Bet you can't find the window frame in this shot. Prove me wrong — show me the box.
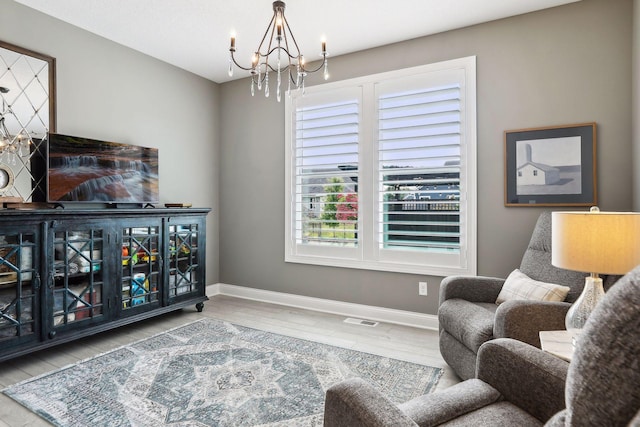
[285,56,477,276]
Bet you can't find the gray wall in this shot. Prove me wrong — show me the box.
[1,0,220,282]
[220,0,633,315]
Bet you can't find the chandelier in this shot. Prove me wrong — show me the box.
[0,87,28,165]
[228,1,329,102]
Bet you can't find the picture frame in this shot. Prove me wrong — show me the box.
[504,123,596,207]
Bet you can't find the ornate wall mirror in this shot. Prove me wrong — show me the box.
[0,40,56,202]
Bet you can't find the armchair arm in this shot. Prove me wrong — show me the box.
[324,378,418,427]
[439,276,505,305]
[397,379,502,426]
[493,300,571,347]
[476,338,568,423]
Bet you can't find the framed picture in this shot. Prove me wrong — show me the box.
[504,123,596,207]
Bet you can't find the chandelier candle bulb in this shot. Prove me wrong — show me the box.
[228,35,236,77]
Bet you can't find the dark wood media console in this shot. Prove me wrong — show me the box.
[0,207,210,361]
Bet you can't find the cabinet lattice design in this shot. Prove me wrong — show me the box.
[0,208,209,361]
[0,230,38,344]
[52,228,105,327]
[121,225,161,309]
[168,223,200,299]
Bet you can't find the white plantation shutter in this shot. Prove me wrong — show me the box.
[377,83,461,253]
[285,57,476,276]
[288,88,361,258]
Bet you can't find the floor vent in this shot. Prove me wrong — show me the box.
[344,317,379,327]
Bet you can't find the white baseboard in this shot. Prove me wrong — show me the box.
[207,283,439,330]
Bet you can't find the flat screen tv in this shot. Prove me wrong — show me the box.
[47,133,159,204]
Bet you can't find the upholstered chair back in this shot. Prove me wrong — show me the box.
[546,264,640,426]
[519,211,617,303]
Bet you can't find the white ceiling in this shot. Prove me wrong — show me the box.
[14,0,580,84]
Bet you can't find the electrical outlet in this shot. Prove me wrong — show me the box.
[418,281,428,296]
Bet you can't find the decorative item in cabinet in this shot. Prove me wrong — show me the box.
[167,222,200,298]
[52,229,104,326]
[52,284,102,325]
[0,242,32,284]
[121,225,160,310]
[0,231,38,343]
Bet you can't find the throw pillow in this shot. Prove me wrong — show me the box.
[496,269,571,305]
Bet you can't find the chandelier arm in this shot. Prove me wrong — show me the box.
[230,52,256,71]
[0,109,13,138]
[282,16,303,57]
[261,17,280,73]
[0,95,7,115]
[0,117,8,139]
[280,31,297,91]
[300,55,328,74]
[265,46,298,61]
[0,93,9,140]
[280,23,302,62]
[251,71,269,85]
[288,69,299,85]
[266,63,293,73]
[256,14,277,57]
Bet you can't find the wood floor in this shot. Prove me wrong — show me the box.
[0,295,460,427]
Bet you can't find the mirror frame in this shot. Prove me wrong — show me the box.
[0,40,57,133]
[0,40,57,202]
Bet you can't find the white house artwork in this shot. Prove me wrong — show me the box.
[506,125,593,206]
[516,144,560,186]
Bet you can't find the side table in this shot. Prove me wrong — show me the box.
[539,330,578,362]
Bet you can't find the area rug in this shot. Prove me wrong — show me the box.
[3,318,443,426]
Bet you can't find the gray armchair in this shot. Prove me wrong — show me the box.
[438,211,617,380]
[323,264,640,426]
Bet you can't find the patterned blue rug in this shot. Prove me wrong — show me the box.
[3,318,443,426]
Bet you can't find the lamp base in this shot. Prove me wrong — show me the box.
[565,275,605,332]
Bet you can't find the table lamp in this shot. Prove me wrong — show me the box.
[552,208,640,331]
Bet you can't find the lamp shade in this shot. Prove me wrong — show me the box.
[552,211,640,275]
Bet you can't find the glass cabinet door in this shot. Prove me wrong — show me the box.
[121,224,161,312]
[167,221,203,302]
[50,225,106,333]
[0,227,39,348]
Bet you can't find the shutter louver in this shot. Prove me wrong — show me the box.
[378,85,461,252]
[294,99,359,247]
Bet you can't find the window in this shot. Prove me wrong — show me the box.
[285,57,477,276]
